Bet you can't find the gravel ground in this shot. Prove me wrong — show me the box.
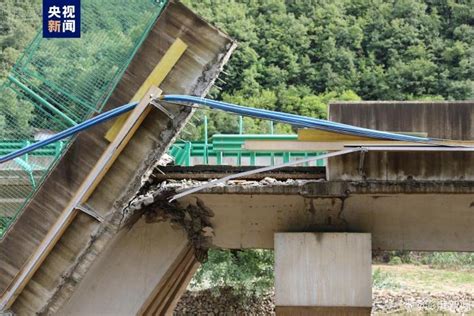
[373,290,474,314]
[175,288,474,315]
[175,288,274,315]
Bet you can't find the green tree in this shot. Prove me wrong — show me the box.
[191,249,274,296]
[0,0,41,81]
[0,0,41,138]
[183,0,472,103]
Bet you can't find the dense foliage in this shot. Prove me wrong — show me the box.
[190,249,274,297]
[182,0,473,137]
[0,0,40,81]
[184,0,473,101]
[0,0,41,137]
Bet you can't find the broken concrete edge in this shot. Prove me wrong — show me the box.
[152,178,474,196]
[31,43,237,316]
[122,176,308,265]
[125,186,215,262]
[121,177,318,256]
[117,173,474,254]
[113,41,237,212]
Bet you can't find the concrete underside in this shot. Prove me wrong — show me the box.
[180,180,474,251]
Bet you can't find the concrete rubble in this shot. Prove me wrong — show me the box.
[173,288,474,315]
[127,176,317,214]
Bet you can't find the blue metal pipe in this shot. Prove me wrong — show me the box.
[161,95,433,143]
[0,101,138,164]
[1,94,439,166]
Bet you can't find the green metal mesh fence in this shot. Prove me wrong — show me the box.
[0,0,168,237]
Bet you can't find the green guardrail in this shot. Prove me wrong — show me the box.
[169,134,326,167]
[0,133,325,236]
[0,140,65,184]
[0,140,65,236]
[0,140,64,156]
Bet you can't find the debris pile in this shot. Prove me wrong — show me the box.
[174,288,275,315]
[174,289,474,315]
[142,177,312,193]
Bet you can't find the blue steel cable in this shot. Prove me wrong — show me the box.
[161,95,433,143]
[0,101,138,164]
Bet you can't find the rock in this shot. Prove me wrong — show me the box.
[202,226,214,237]
[260,177,277,185]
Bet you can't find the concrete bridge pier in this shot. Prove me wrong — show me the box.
[274,233,372,315]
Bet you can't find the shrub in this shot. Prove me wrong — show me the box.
[372,268,400,290]
[190,249,274,297]
[421,252,474,270]
[388,256,403,265]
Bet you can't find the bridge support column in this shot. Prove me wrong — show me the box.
[274,233,372,315]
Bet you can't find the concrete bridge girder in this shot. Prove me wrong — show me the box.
[179,181,474,252]
[54,179,474,315]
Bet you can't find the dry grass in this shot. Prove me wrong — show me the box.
[373,264,474,293]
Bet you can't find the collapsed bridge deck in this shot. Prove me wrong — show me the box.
[134,164,474,252]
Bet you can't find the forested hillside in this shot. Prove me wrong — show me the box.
[182,0,473,135]
[185,0,473,102]
[1,0,472,136]
[0,0,41,81]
